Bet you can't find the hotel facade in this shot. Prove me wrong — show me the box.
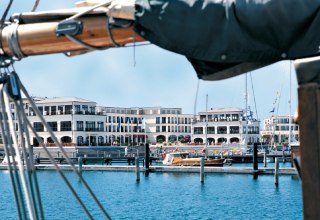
[261,115,299,145]
[192,107,261,145]
[9,96,274,147]
[18,97,194,146]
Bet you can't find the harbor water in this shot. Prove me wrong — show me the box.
[1,166,302,219]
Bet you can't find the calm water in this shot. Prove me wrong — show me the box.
[1,168,302,219]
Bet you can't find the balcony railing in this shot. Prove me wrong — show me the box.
[85,128,104,132]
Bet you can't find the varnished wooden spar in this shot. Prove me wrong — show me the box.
[1,15,144,57]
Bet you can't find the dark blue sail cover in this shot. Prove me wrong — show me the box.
[134,0,320,80]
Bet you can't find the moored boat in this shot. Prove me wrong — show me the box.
[162,152,225,167]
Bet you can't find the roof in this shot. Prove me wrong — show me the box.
[200,107,243,114]
[35,96,96,104]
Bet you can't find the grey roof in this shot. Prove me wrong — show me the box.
[35,96,96,104]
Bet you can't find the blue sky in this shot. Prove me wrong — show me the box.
[3,1,298,121]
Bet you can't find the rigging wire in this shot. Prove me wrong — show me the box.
[31,0,40,12]
[191,79,200,143]
[0,66,111,219]
[18,87,46,219]
[0,84,26,220]
[3,86,37,220]
[17,74,112,220]
[193,79,200,119]
[0,0,13,27]
[249,72,259,120]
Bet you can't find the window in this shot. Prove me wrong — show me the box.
[194,127,203,134]
[44,106,49,115]
[219,114,225,121]
[97,122,104,131]
[217,126,227,134]
[51,106,56,115]
[65,105,72,114]
[207,126,215,134]
[29,107,34,116]
[34,122,44,132]
[58,105,64,114]
[230,126,239,134]
[162,117,166,123]
[48,122,57,131]
[77,136,84,145]
[38,106,43,114]
[232,114,239,121]
[77,121,84,131]
[90,106,95,114]
[98,136,104,145]
[74,105,80,114]
[156,117,160,124]
[82,105,88,112]
[85,121,96,131]
[61,121,71,131]
[156,126,160,132]
[162,126,166,132]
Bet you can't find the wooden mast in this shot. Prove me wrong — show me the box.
[0,12,144,57]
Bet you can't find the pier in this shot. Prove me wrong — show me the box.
[0,164,297,176]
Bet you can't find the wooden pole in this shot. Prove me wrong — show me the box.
[253,143,258,171]
[263,150,267,167]
[78,156,83,176]
[253,143,258,179]
[1,15,144,57]
[274,157,279,186]
[135,156,140,182]
[144,143,150,177]
[295,57,320,219]
[200,157,204,183]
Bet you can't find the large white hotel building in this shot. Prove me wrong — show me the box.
[11,96,298,147]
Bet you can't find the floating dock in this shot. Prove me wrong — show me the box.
[0,164,297,175]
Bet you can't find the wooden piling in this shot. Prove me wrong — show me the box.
[135,157,140,182]
[145,144,150,177]
[200,157,204,183]
[263,150,267,168]
[274,157,279,186]
[282,150,286,163]
[253,143,258,171]
[78,156,83,176]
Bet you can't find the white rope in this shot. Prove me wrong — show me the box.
[66,0,113,21]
